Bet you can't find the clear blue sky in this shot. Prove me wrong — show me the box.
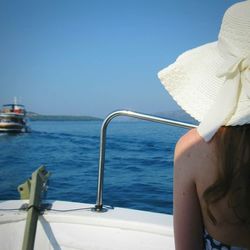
[0,0,240,117]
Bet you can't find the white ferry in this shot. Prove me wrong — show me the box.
[0,102,28,133]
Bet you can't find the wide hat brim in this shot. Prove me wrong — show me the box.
[158,41,250,126]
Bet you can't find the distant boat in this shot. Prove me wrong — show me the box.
[0,102,28,133]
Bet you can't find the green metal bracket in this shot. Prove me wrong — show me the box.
[18,178,31,200]
[18,166,50,250]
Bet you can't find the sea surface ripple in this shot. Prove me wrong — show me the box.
[0,120,188,214]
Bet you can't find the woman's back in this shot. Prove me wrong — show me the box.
[157,1,250,248]
[176,128,250,249]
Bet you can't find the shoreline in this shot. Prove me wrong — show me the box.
[27,114,102,121]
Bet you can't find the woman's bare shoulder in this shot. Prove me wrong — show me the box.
[174,128,214,174]
[175,128,206,156]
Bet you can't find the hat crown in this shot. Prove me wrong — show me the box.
[219,0,250,57]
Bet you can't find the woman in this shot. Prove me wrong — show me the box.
[158,1,250,249]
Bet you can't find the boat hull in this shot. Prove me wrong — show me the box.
[0,200,175,250]
[0,123,27,132]
[0,114,28,133]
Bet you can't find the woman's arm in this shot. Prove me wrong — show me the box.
[173,130,204,250]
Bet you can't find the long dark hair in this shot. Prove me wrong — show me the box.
[203,124,250,225]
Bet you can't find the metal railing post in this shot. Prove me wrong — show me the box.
[94,110,197,212]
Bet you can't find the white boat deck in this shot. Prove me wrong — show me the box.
[0,200,175,250]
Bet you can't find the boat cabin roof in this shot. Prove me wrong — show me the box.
[3,104,25,108]
[1,104,26,114]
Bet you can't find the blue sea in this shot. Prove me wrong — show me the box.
[0,120,188,214]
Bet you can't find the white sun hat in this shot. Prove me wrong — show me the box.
[158,0,250,142]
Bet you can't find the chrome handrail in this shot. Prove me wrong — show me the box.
[94,110,197,212]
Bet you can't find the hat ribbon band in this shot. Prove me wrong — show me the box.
[197,55,250,142]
